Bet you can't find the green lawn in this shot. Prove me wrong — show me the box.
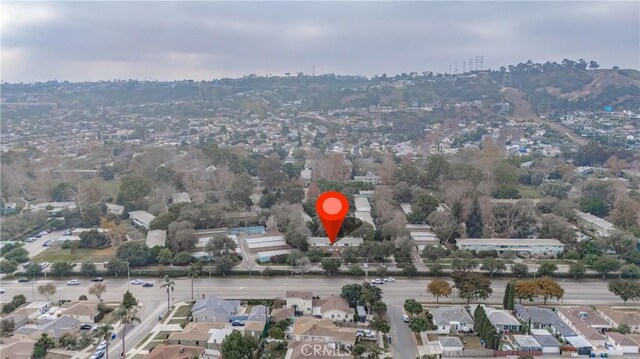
[33,243,116,263]
[517,185,542,199]
[99,180,121,200]
[168,318,185,324]
[172,304,193,318]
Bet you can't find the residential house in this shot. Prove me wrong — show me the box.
[11,301,52,321]
[312,295,353,322]
[596,306,640,334]
[512,335,542,352]
[146,230,167,248]
[206,325,234,353]
[353,171,381,185]
[483,306,521,333]
[286,291,314,315]
[61,301,101,323]
[514,304,560,330]
[287,318,357,347]
[556,307,611,348]
[531,329,561,354]
[308,237,363,249]
[565,335,593,356]
[191,296,241,323]
[271,308,295,322]
[129,210,156,230]
[431,306,474,334]
[607,332,640,354]
[575,210,615,237]
[166,322,215,347]
[146,344,205,359]
[0,337,36,359]
[15,316,80,343]
[105,203,125,216]
[438,336,464,356]
[457,238,565,256]
[172,192,192,204]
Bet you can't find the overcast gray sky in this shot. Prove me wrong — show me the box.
[2,1,639,82]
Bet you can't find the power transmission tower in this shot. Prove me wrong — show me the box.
[475,56,485,71]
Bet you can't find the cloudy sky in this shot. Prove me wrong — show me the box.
[2,1,638,82]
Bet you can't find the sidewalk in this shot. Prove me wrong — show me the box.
[125,302,190,358]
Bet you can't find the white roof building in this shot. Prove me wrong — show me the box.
[457,238,565,255]
[129,210,156,230]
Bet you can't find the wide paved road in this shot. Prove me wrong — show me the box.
[0,277,623,307]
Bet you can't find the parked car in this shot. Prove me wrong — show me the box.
[131,279,144,285]
[58,299,72,305]
[0,288,5,294]
[38,231,49,236]
[231,320,244,327]
[363,263,369,269]
[63,230,72,236]
[66,279,80,286]
[80,324,93,330]
[22,262,31,269]
[371,278,384,285]
[17,278,30,283]
[384,277,396,282]
[142,282,154,287]
[91,277,104,282]
[40,262,50,269]
[96,341,107,351]
[402,315,410,323]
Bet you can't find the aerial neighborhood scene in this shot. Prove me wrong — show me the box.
[0,1,639,359]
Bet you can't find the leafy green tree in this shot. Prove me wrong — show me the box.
[480,258,507,278]
[428,262,444,276]
[593,257,622,279]
[205,234,236,257]
[51,182,75,201]
[466,198,483,238]
[51,261,74,277]
[117,175,152,203]
[621,264,640,279]
[403,263,418,277]
[579,198,608,218]
[31,333,55,358]
[220,330,259,359]
[361,282,383,313]
[421,245,449,261]
[116,242,150,267]
[340,284,363,307]
[408,316,429,333]
[369,315,391,334]
[215,255,235,276]
[149,212,176,230]
[569,262,586,280]
[11,294,26,308]
[4,247,29,263]
[452,271,493,304]
[321,258,341,276]
[79,229,109,248]
[25,263,43,277]
[172,251,192,266]
[122,290,138,309]
[106,258,129,277]
[348,264,365,276]
[0,259,18,274]
[160,275,175,313]
[403,299,423,315]
[80,262,97,277]
[536,262,558,277]
[167,221,198,253]
[608,280,640,305]
[410,192,439,223]
[451,251,479,272]
[156,248,173,265]
[1,318,16,336]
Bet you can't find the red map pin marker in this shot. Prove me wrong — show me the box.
[316,191,349,245]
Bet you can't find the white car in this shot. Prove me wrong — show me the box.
[66,279,80,285]
[40,262,50,269]
[371,278,384,285]
[402,314,410,322]
[384,277,396,282]
[131,279,144,285]
[0,288,5,294]
[363,263,369,269]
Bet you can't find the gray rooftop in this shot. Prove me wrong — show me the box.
[514,304,560,326]
[431,307,474,326]
[438,336,464,348]
[192,296,241,322]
